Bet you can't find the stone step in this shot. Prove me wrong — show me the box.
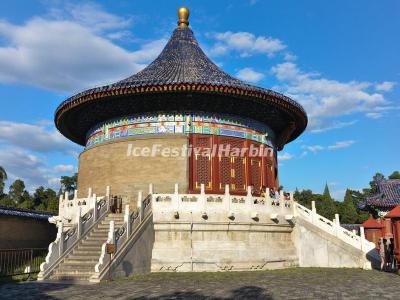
[95,222,124,230]
[84,235,107,240]
[65,255,99,261]
[52,270,93,281]
[62,260,97,266]
[76,245,102,251]
[81,240,104,246]
[58,264,95,271]
[72,250,102,256]
[51,275,91,281]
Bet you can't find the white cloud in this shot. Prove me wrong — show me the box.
[0,121,79,191]
[0,148,55,191]
[284,52,297,61]
[0,120,78,153]
[365,112,383,119]
[235,67,264,83]
[53,164,75,173]
[271,62,396,129]
[375,81,396,92]
[328,140,355,150]
[310,120,358,133]
[302,145,324,154]
[209,31,286,57]
[278,152,293,161]
[0,5,167,93]
[301,140,355,156]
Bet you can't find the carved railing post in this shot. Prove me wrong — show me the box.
[224,184,230,211]
[93,195,98,221]
[360,226,366,251]
[174,183,180,211]
[246,186,252,209]
[58,222,64,255]
[58,194,64,217]
[279,190,284,203]
[200,184,206,209]
[88,187,92,199]
[311,201,316,224]
[137,191,143,222]
[106,186,110,198]
[149,183,153,195]
[124,205,130,237]
[109,220,115,245]
[334,214,340,237]
[77,207,82,238]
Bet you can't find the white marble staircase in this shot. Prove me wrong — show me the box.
[50,213,124,281]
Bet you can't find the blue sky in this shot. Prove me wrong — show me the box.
[0,0,398,199]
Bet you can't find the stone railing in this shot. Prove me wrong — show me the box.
[91,191,153,282]
[152,183,294,221]
[293,201,376,253]
[37,195,110,280]
[57,186,111,226]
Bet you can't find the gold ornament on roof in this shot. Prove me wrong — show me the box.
[177,7,190,28]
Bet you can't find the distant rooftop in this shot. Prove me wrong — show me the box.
[0,206,56,220]
[360,179,400,210]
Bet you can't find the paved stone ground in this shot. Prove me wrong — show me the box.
[0,268,399,300]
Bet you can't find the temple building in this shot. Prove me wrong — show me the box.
[360,178,400,215]
[55,7,307,201]
[39,8,380,282]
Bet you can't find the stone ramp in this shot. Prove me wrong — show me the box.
[293,201,380,269]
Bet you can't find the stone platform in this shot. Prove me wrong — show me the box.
[1,269,399,299]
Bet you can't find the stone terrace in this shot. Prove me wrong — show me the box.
[0,268,399,299]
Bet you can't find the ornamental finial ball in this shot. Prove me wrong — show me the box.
[177,7,190,28]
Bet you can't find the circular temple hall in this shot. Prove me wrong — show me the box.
[55,7,307,200]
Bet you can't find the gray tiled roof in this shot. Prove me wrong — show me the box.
[55,25,307,147]
[57,27,305,115]
[361,179,400,209]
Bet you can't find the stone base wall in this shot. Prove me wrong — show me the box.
[151,210,298,272]
[77,134,189,204]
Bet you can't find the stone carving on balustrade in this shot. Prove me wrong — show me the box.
[150,183,295,224]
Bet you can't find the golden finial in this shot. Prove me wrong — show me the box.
[177,7,190,28]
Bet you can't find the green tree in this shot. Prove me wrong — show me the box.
[33,186,47,208]
[0,195,14,207]
[8,179,27,205]
[323,182,332,201]
[46,188,59,212]
[339,189,359,224]
[389,171,400,180]
[294,189,314,209]
[316,194,338,220]
[60,173,77,198]
[0,166,7,196]
[33,186,58,211]
[368,172,385,194]
[19,192,34,209]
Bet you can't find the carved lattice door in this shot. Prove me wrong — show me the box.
[250,158,262,194]
[192,135,212,191]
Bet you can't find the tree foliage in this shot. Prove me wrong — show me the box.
[389,171,400,180]
[0,166,7,196]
